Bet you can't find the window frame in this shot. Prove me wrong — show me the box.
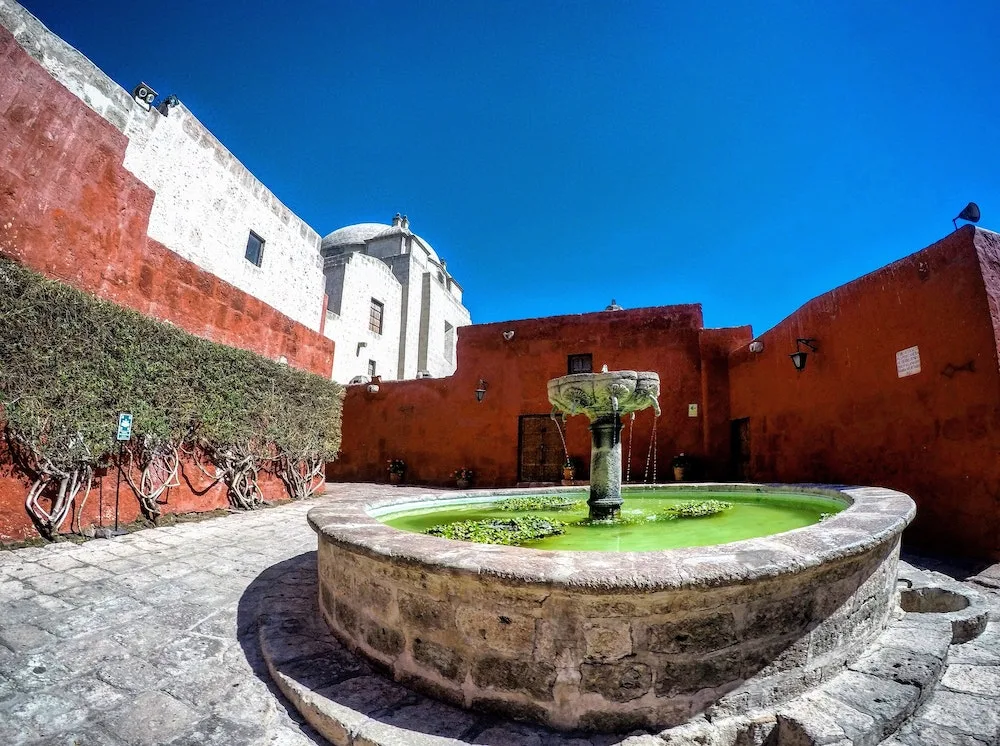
[567,353,593,375]
[369,298,384,335]
[244,230,265,267]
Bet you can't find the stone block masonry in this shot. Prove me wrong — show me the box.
[309,484,914,732]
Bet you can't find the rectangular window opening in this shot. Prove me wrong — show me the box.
[368,359,377,378]
[568,353,593,374]
[245,231,265,266]
[369,299,384,335]
[444,321,455,363]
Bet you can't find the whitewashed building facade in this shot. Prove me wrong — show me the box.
[321,215,472,384]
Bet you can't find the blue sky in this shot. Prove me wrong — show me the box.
[20,1,1000,335]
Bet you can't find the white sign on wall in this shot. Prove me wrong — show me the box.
[896,346,921,378]
[688,404,699,418]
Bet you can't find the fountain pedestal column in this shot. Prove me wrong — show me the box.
[588,414,623,519]
[548,370,661,520]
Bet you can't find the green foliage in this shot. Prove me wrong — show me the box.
[425,516,566,545]
[661,500,733,518]
[493,495,584,511]
[577,500,733,527]
[0,258,343,521]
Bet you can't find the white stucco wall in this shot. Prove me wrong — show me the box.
[121,106,325,330]
[323,253,401,384]
[1,0,327,332]
[419,269,472,377]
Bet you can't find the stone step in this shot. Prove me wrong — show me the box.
[774,567,991,746]
[259,559,988,746]
[876,619,1000,746]
[773,613,952,746]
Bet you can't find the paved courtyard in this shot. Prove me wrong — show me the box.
[1,484,999,745]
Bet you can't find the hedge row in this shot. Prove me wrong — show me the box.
[0,257,343,537]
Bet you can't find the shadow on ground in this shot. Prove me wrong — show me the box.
[237,551,636,746]
[236,551,326,745]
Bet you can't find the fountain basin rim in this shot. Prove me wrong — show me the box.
[308,482,915,593]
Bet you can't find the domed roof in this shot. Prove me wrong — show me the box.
[321,217,442,265]
[321,222,391,251]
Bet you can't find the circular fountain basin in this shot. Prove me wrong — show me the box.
[308,483,915,732]
[382,488,846,551]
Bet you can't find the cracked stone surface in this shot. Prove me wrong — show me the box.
[2,486,1000,746]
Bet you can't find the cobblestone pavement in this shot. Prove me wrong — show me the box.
[1,484,998,746]
[0,485,430,746]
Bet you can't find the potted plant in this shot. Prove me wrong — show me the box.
[453,467,474,489]
[562,458,576,482]
[671,453,693,482]
[387,458,406,484]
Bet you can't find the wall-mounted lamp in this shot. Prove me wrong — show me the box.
[502,330,515,341]
[157,94,180,117]
[131,81,157,111]
[790,338,818,372]
[356,341,367,356]
[748,340,764,354]
[475,379,488,402]
[367,384,380,393]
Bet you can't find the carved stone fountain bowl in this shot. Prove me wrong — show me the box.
[547,370,661,420]
[308,483,915,732]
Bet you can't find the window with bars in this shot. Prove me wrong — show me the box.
[567,353,593,374]
[369,299,384,335]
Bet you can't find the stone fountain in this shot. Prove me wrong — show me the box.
[299,369,928,736]
[547,368,660,519]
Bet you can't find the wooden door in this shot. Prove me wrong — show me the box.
[730,418,750,481]
[518,415,565,483]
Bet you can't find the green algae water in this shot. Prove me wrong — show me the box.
[380,489,845,551]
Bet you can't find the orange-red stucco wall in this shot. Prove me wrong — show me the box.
[0,438,291,542]
[729,226,1000,560]
[0,26,332,540]
[328,305,751,487]
[0,26,333,376]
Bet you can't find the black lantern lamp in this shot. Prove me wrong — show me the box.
[790,338,818,371]
[475,379,488,402]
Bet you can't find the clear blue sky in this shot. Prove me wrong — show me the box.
[20,1,1000,335]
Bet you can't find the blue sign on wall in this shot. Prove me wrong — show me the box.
[116,413,133,441]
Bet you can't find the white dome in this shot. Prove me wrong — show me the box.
[321,218,442,265]
[321,222,391,251]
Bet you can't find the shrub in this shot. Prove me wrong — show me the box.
[0,258,343,537]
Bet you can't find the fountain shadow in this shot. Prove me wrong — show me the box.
[237,551,644,745]
[235,551,327,744]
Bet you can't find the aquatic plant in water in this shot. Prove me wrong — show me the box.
[425,516,566,545]
[662,500,733,518]
[493,495,584,511]
[578,499,733,527]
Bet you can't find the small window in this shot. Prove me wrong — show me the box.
[369,299,384,335]
[368,360,377,377]
[245,231,265,266]
[568,354,593,374]
[444,321,455,363]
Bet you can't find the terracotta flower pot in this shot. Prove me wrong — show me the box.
[562,467,575,481]
[673,466,686,482]
[389,472,402,485]
[456,478,469,489]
